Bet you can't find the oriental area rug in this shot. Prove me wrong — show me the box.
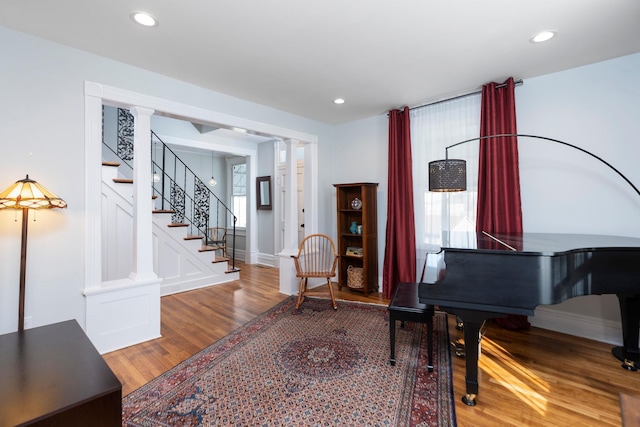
[122,297,456,426]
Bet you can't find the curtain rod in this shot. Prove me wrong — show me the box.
[406,79,524,112]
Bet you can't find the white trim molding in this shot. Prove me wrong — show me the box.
[83,81,317,352]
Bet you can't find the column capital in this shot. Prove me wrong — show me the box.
[129,106,155,118]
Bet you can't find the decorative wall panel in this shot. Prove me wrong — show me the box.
[171,182,185,224]
[194,180,209,230]
[117,108,134,161]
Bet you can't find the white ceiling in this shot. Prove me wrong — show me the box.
[1,0,639,126]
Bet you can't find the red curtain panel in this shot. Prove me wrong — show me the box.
[383,107,416,299]
[477,78,529,330]
[477,77,523,235]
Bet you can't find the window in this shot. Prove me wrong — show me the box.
[231,162,247,228]
[410,93,481,251]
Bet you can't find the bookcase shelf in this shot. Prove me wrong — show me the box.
[334,183,378,295]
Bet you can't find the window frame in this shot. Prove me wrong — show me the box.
[227,157,247,229]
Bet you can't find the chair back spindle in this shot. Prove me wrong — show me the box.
[291,234,338,309]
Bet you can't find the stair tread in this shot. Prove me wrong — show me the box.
[212,255,231,263]
[102,161,120,167]
[113,178,133,184]
[167,223,189,228]
[153,209,175,214]
[185,234,204,241]
[199,245,229,252]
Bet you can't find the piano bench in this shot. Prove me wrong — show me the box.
[388,282,434,371]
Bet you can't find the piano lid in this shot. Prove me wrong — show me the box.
[439,231,640,256]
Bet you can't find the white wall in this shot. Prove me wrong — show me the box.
[516,52,640,327]
[0,25,333,335]
[257,141,275,260]
[330,115,389,277]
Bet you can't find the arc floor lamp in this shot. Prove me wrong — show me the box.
[0,175,66,332]
[428,133,640,197]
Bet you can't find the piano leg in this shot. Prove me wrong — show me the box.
[460,318,482,406]
[445,307,501,406]
[456,316,464,330]
[613,295,640,371]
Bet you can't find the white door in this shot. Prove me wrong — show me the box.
[276,160,305,253]
[297,165,305,244]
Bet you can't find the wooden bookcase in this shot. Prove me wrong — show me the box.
[334,183,378,295]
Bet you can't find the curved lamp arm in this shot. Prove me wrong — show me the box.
[428,133,640,197]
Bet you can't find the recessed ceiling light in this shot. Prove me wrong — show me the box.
[334,98,345,105]
[530,30,556,43]
[131,11,158,27]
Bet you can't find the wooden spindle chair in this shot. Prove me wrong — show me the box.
[207,227,228,258]
[291,233,338,310]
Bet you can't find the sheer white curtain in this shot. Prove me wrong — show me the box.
[410,94,481,281]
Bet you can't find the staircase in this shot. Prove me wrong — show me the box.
[101,162,239,295]
[100,106,240,295]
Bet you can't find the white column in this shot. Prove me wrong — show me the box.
[303,141,319,236]
[130,106,157,281]
[83,83,104,291]
[279,139,301,295]
[245,153,259,264]
[85,99,161,353]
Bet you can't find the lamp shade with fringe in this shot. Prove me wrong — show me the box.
[0,175,67,209]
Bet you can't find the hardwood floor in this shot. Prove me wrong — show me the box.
[103,262,640,426]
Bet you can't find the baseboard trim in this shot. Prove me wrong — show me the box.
[530,306,622,346]
[160,272,239,297]
[256,253,278,268]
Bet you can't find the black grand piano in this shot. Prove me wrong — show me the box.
[416,232,640,406]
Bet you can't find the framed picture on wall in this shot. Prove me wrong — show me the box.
[257,176,272,210]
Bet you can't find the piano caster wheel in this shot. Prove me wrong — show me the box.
[462,393,477,406]
[451,341,466,357]
[455,316,464,330]
[612,346,639,371]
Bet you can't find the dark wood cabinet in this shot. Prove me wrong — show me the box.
[334,183,378,295]
[0,320,122,427]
